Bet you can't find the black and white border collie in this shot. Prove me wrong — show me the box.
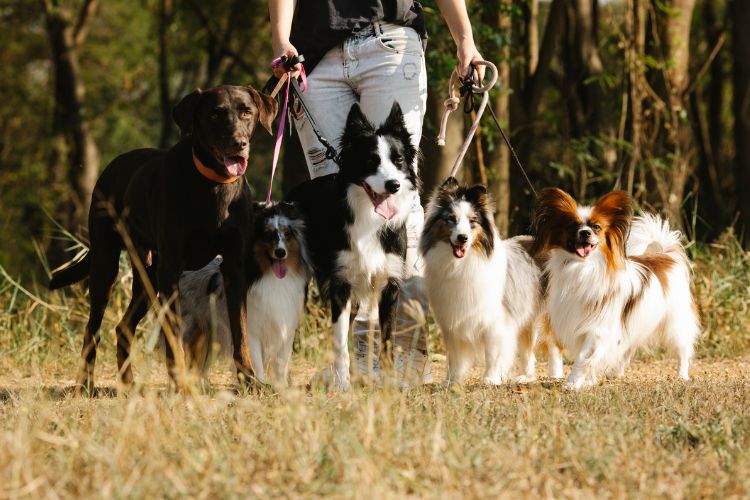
[286,102,417,390]
[532,189,699,389]
[178,201,312,387]
[420,178,546,385]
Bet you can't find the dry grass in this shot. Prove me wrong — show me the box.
[0,234,749,498]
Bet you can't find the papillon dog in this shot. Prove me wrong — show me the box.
[420,177,554,385]
[178,201,312,387]
[532,189,700,389]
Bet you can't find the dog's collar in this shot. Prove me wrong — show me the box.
[192,149,240,184]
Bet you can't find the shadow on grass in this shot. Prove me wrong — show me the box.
[0,385,120,403]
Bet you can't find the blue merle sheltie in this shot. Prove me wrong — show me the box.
[420,178,558,385]
[178,201,312,388]
[285,102,418,390]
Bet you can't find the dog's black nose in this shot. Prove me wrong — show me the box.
[232,137,248,149]
[579,229,591,239]
[456,234,468,245]
[385,180,401,194]
[274,248,287,259]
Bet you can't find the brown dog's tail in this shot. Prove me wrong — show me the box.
[49,253,90,290]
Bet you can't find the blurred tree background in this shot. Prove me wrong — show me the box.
[1,0,748,282]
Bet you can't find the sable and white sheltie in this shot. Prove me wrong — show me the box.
[532,188,700,389]
[178,201,312,387]
[420,177,553,385]
[285,102,417,390]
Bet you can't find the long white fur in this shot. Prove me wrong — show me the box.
[422,199,542,385]
[178,211,311,388]
[330,137,414,389]
[545,212,699,389]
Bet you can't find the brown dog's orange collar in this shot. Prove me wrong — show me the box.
[192,149,240,184]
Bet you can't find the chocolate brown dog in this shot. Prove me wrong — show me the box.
[49,85,277,393]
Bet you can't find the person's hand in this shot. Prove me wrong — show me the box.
[456,39,485,85]
[273,41,302,79]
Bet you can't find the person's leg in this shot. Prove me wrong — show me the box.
[353,23,431,385]
[291,44,357,179]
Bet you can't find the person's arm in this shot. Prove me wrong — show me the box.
[269,0,301,78]
[435,0,485,82]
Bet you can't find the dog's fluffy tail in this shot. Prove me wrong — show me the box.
[626,213,685,258]
[49,253,90,290]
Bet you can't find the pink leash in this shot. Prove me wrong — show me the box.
[436,60,498,178]
[267,58,307,204]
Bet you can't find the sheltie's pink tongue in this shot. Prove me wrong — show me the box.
[362,183,399,220]
[223,156,248,177]
[452,245,467,259]
[271,259,287,279]
[576,243,596,258]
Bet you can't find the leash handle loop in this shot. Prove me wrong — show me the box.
[267,55,308,204]
[436,61,498,148]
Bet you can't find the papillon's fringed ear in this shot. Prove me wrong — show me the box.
[381,101,406,135]
[246,86,279,135]
[531,188,579,255]
[173,89,203,137]
[593,191,633,226]
[592,191,633,263]
[344,103,375,136]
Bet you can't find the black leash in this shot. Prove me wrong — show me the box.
[485,102,537,196]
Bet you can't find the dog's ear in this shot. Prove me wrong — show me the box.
[381,101,406,135]
[246,87,278,135]
[173,89,203,137]
[465,184,488,201]
[440,176,460,191]
[345,103,374,136]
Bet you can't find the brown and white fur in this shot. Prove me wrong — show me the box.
[532,189,700,389]
[178,202,312,387]
[420,178,549,385]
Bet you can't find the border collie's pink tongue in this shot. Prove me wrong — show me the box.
[223,156,248,176]
[576,243,596,258]
[452,245,467,259]
[271,259,287,279]
[362,183,399,220]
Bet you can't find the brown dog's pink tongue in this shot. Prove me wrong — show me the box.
[271,259,287,279]
[223,156,248,177]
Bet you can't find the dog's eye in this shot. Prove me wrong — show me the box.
[393,154,404,164]
[469,217,479,227]
[591,224,602,233]
[444,214,457,223]
[240,108,252,119]
[210,108,222,120]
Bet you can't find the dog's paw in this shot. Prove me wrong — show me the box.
[481,375,508,386]
[309,366,351,392]
[516,374,537,384]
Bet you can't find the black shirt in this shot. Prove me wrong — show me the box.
[290,1,426,74]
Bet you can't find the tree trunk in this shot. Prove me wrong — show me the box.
[732,0,750,246]
[624,0,646,195]
[650,0,697,228]
[42,0,100,242]
[158,0,174,149]
[483,1,511,236]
